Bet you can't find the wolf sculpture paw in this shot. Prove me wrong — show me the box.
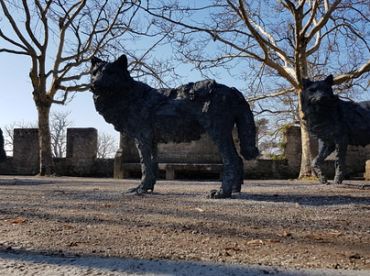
[126,185,153,195]
[333,176,343,184]
[207,189,232,199]
[319,177,328,184]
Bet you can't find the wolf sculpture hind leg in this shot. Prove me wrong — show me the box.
[207,130,243,199]
[312,140,335,184]
[127,134,158,195]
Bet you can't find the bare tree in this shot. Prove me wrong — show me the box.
[0,0,171,175]
[3,121,36,156]
[3,111,71,157]
[50,111,72,158]
[97,133,118,159]
[140,0,370,178]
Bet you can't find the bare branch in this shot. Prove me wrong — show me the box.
[57,84,90,93]
[0,0,37,57]
[230,0,298,86]
[21,0,42,50]
[305,0,341,42]
[334,60,370,84]
[248,87,295,102]
[301,0,319,35]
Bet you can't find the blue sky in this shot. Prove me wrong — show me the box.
[0,53,121,140]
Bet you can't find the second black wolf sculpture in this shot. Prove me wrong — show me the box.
[90,55,259,198]
[302,75,370,184]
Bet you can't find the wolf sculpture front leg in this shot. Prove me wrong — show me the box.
[127,136,158,195]
[312,140,335,184]
[334,142,347,184]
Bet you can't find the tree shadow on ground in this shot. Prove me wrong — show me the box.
[0,247,366,276]
[238,193,370,206]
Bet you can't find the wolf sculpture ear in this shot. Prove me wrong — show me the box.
[302,78,312,88]
[115,54,128,69]
[324,74,334,86]
[91,56,103,66]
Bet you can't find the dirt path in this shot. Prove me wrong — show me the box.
[0,176,369,275]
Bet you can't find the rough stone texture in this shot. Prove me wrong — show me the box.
[66,128,97,176]
[302,75,370,184]
[346,145,370,177]
[283,125,302,174]
[114,133,139,179]
[90,55,258,198]
[13,128,39,175]
[284,124,318,175]
[364,160,370,180]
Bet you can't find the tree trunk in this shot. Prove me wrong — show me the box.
[299,119,315,178]
[298,90,315,179]
[37,104,55,176]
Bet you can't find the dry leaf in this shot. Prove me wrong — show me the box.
[266,239,280,243]
[10,217,27,224]
[67,241,79,247]
[225,245,241,252]
[282,231,292,237]
[247,239,264,245]
[328,231,342,237]
[63,224,74,230]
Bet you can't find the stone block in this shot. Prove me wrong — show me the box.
[66,128,97,176]
[13,128,39,175]
[364,160,370,180]
[283,125,318,176]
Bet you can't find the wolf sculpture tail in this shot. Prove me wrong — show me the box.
[235,102,259,160]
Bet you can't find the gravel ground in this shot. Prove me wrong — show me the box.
[0,176,369,275]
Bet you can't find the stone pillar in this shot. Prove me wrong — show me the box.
[66,128,97,176]
[283,125,318,177]
[283,125,302,175]
[346,145,370,176]
[114,133,139,178]
[364,160,370,181]
[13,128,39,175]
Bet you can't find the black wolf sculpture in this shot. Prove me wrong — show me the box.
[0,128,6,162]
[90,55,259,198]
[302,75,370,184]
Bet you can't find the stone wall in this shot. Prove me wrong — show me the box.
[0,128,109,177]
[283,125,319,176]
[1,125,369,179]
[114,130,294,180]
[114,125,370,180]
